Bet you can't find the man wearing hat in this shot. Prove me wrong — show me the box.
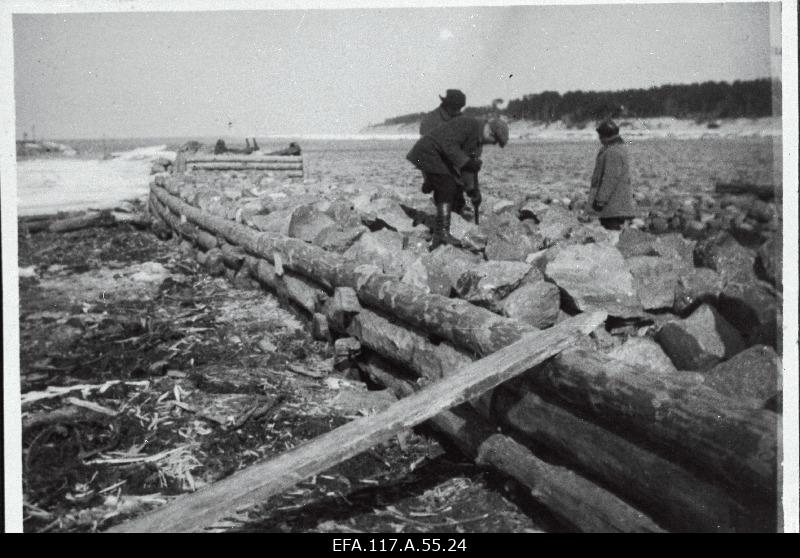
[420,89,477,217]
[407,116,509,249]
[419,89,467,136]
[588,119,635,230]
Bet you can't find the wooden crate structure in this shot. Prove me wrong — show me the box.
[174,152,303,178]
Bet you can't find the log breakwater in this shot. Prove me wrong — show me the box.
[114,166,778,532]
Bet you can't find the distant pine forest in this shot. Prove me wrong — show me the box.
[378,78,776,127]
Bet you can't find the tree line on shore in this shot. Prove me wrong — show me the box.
[379,78,776,127]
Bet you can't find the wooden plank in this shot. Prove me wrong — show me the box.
[107,310,605,532]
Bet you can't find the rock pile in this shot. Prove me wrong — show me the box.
[153,167,782,415]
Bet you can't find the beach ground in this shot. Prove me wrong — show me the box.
[17,217,552,533]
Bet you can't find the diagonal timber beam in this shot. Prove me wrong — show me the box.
[107,311,605,532]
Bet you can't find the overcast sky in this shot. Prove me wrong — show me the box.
[12,1,778,139]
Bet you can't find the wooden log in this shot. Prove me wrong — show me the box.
[150,185,777,502]
[344,307,744,532]
[153,182,539,355]
[185,155,303,164]
[196,229,219,250]
[361,356,664,533]
[324,287,363,332]
[219,241,246,271]
[245,255,326,316]
[346,309,472,381]
[532,349,779,499]
[477,385,749,532]
[151,195,197,241]
[188,163,303,171]
[111,212,151,229]
[107,311,604,532]
[714,181,777,200]
[191,170,305,179]
[48,210,116,233]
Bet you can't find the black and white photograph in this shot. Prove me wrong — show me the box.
[1,0,797,534]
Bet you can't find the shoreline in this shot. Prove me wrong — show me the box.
[360,116,782,142]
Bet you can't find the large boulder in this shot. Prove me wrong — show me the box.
[499,281,560,329]
[617,229,695,265]
[455,261,538,312]
[360,197,417,233]
[536,205,581,244]
[423,245,483,295]
[566,222,615,245]
[655,304,746,371]
[483,216,544,262]
[288,205,337,242]
[672,267,725,316]
[653,233,696,265]
[544,244,643,318]
[313,225,368,253]
[324,200,364,229]
[717,281,779,348]
[702,345,781,408]
[450,213,488,251]
[626,256,688,311]
[343,229,407,276]
[616,228,660,258]
[755,233,781,289]
[607,337,678,375]
[244,208,294,235]
[694,232,757,283]
[518,199,550,221]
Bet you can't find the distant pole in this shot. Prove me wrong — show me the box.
[32,124,36,142]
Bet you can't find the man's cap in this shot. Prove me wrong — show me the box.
[488,118,509,148]
[596,119,620,138]
[439,89,467,108]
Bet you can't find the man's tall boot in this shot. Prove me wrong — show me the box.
[431,202,461,250]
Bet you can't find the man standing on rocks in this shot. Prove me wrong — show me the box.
[589,119,636,230]
[419,89,474,217]
[407,116,509,249]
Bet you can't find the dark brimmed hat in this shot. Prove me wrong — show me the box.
[596,119,620,138]
[439,89,466,108]
[488,118,509,148]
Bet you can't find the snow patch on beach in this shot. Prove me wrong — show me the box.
[362,116,781,142]
[16,146,174,217]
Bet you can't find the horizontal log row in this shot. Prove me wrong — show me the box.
[148,182,778,531]
[187,163,303,172]
[185,155,303,164]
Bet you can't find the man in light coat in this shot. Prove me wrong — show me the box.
[588,119,635,230]
[407,116,509,249]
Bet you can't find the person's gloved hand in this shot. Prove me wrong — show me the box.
[462,158,483,173]
[469,188,482,207]
[592,200,606,212]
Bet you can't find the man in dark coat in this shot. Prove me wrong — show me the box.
[419,89,466,135]
[419,89,475,217]
[589,120,635,230]
[407,116,509,249]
